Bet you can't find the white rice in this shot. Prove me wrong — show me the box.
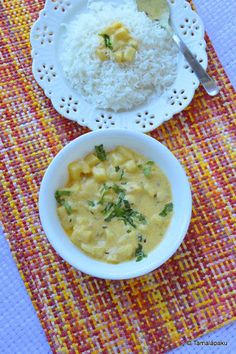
[60,0,178,111]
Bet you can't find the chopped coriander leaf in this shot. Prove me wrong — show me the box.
[100,183,110,194]
[102,189,146,229]
[99,33,113,50]
[55,190,71,205]
[95,144,107,161]
[159,202,173,217]
[55,190,72,215]
[112,184,125,194]
[135,243,142,254]
[64,201,72,215]
[142,161,155,177]
[99,183,111,204]
[115,166,120,172]
[127,230,132,233]
[123,199,131,209]
[120,169,125,180]
[103,202,114,215]
[137,234,143,242]
[87,200,96,207]
[100,185,126,208]
[137,214,147,224]
[143,166,152,177]
[135,243,147,262]
[114,166,125,180]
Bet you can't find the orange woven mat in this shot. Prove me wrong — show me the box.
[0,0,236,353]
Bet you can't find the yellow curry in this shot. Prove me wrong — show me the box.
[55,146,173,263]
[96,22,139,63]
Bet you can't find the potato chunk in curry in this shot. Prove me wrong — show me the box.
[96,22,139,63]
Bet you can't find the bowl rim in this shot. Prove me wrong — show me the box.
[39,129,192,280]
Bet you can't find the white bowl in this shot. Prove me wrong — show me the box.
[39,130,192,280]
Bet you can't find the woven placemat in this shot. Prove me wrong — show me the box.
[1,1,235,353]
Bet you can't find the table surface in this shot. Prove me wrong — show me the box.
[0,1,235,353]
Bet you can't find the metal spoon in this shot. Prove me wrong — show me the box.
[136,0,219,96]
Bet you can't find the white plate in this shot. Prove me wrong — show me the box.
[39,130,192,280]
[30,0,207,132]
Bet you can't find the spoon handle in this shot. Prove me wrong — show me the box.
[172,33,220,96]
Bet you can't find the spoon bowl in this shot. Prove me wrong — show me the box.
[137,0,219,96]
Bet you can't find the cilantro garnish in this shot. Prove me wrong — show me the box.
[64,202,72,215]
[115,166,125,180]
[102,185,147,228]
[95,144,107,161]
[115,166,120,172]
[159,202,173,217]
[99,33,113,50]
[87,200,96,207]
[112,184,125,194]
[135,243,147,262]
[137,234,143,242]
[99,183,111,204]
[99,183,126,204]
[140,160,155,177]
[137,214,147,224]
[55,190,72,215]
